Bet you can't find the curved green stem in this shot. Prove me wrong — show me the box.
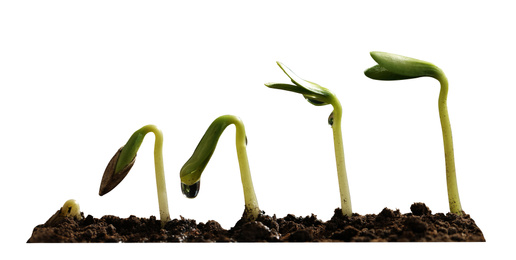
[116,125,171,224]
[364,52,464,215]
[265,61,353,217]
[437,76,463,215]
[180,115,260,221]
[330,98,352,216]
[230,116,260,220]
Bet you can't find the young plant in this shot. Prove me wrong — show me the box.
[45,199,82,226]
[265,62,352,216]
[99,124,171,224]
[364,51,463,215]
[180,115,260,221]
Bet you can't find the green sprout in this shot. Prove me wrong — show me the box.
[45,199,82,226]
[99,124,171,224]
[364,51,463,215]
[180,115,260,221]
[265,62,352,216]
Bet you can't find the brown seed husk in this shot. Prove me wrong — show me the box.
[99,146,136,196]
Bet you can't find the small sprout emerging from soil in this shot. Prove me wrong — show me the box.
[265,62,352,216]
[99,125,171,224]
[364,51,463,215]
[180,115,260,221]
[45,199,82,226]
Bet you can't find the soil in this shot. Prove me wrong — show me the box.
[27,203,485,242]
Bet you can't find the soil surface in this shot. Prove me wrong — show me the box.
[28,203,485,242]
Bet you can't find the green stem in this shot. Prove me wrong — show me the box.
[437,76,463,215]
[330,98,352,216]
[180,115,260,221]
[118,125,171,223]
[225,116,260,220]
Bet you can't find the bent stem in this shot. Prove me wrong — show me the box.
[364,51,463,215]
[265,62,352,216]
[437,76,462,215]
[180,115,260,221]
[232,117,260,220]
[330,99,352,216]
[100,125,171,225]
[128,125,170,223]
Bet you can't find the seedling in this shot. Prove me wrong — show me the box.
[265,62,352,216]
[364,51,463,215]
[45,199,82,226]
[99,124,171,224]
[180,115,260,221]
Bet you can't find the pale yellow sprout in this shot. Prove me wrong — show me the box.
[45,199,82,226]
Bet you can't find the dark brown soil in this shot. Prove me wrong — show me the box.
[27,203,485,242]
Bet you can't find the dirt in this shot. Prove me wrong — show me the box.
[27,203,485,242]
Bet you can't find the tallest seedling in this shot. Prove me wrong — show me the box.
[364,51,463,215]
[265,62,352,216]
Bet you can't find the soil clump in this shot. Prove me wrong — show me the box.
[28,203,485,242]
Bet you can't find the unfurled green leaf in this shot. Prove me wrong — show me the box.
[265,62,334,106]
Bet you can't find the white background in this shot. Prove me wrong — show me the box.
[1,0,514,258]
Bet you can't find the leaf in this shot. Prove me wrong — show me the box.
[276,62,327,97]
[180,120,226,185]
[305,96,328,106]
[364,64,418,81]
[115,131,145,174]
[264,82,314,96]
[180,115,241,187]
[265,82,329,105]
[265,62,334,106]
[369,51,442,79]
